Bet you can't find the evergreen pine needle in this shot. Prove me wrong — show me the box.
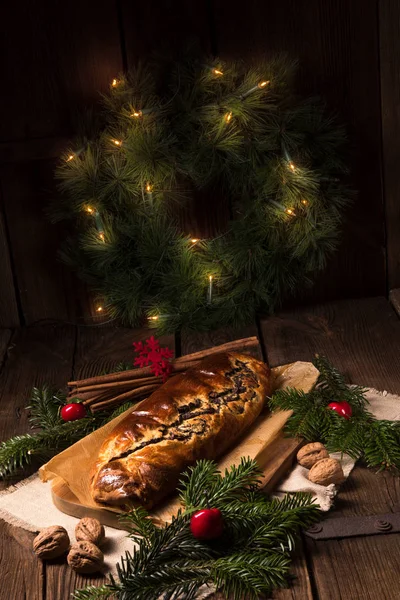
[73,459,319,600]
[51,53,351,333]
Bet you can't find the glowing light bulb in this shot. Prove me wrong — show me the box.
[99,232,105,242]
[96,306,104,313]
[85,206,94,214]
[301,199,308,206]
[146,183,152,193]
[213,68,223,76]
[111,78,118,87]
[258,80,270,88]
[190,238,199,244]
[131,110,143,118]
[209,275,213,282]
[66,154,75,162]
[285,208,295,216]
[111,139,122,146]
[224,111,233,123]
[148,315,159,321]
[288,162,296,172]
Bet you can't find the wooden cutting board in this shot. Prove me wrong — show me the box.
[46,360,319,529]
[51,433,303,529]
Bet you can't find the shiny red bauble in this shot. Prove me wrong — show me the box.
[61,402,87,422]
[327,401,352,420]
[190,508,223,540]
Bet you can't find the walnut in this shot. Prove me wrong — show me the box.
[67,541,104,573]
[75,517,105,546]
[308,457,345,486]
[33,525,70,560]
[297,442,329,468]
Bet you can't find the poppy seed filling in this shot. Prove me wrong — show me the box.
[109,360,260,462]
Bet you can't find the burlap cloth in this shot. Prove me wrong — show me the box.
[0,387,398,594]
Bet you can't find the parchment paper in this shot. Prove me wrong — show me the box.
[40,361,319,521]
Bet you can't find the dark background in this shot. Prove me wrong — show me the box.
[1,0,399,328]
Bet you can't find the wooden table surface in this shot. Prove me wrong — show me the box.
[1,296,400,599]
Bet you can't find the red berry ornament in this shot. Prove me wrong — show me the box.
[190,508,223,540]
[61,402,87,422]
[327,401,352,420]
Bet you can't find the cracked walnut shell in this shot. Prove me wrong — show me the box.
[75,517,105,546]
[308,457,345,486]
[67,541,104,573]
[33,525,70,560]
[297,442,329,468]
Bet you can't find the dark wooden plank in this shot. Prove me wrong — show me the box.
[0,325,76,600]
[380,0,400,290]
[122,0,212,67]
[260,297,400,600]
[1,1,122,142]
[390,288,400,318]
[261,296,400,393]
[0,161,73,324]
[0,330,12,368]
[213,0,385,304]
[0,192,19,327]
[0,136,70,164]
[45,325,175,598]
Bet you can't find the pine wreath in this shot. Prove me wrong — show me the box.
[52,53,350,332]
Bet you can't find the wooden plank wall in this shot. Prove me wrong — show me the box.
[0,0,388,326]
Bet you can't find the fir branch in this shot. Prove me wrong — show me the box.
[74,460,319,600]
[27,386,65,430]
[270,357,400,472]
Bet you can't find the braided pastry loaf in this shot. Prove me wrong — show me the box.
[90,352,272,509]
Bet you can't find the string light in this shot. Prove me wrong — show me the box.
[301,199,308,206]
[66,154,75,162]
[258,80,270,88]
[224,111,233,123]
[111,139,122,146]
[285,208,295,216]
[85,206,95,214]
[99,232,105,242]
[146,183,152,192]
[96,306,104,313]
[111,78,119,87]
[288,161,296,172]
[131,110,143,118]
[190,238,199,244]
[148,315,159,321]
[213,68,223,76]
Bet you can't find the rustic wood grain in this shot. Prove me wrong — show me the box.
[1,0,122,142]
[213,0,385,303]
[379,0,400,290]
[0,330,12,367]
[261,296,400,600]
[389,288,400,318]
[0,191,19,327]
[260,296,400,393]
[0,326,75,600]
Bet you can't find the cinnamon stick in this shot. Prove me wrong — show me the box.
[90,384,158,412]
[67,360,197,388]
[69,375,162,395]
[174,337,259,363]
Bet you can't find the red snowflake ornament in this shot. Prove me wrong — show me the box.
[133,337,174,381]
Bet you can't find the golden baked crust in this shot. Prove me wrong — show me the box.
[91,352,272,509]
